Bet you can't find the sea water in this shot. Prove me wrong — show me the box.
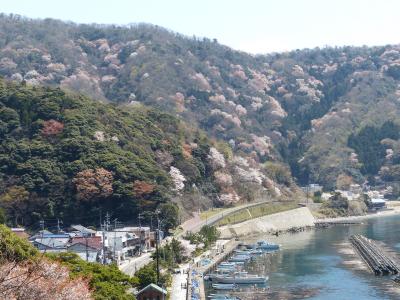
[209,214,400,299]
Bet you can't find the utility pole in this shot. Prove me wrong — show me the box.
[138,213,143,255]
[85,232,89,262]
[39,220,45,245]
[113,218,118,263]
[105,212,110,231]
[57,219,62,233]
[102,221,106,265]
[39,220,45,231]
[102,212,110,265]
[156,214,160,285]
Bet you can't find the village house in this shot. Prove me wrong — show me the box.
[30,232,70,253]
[68,236,102,262]
[119,226,152,251]
[70,224,97,237]
[104,229,139,264]
[135,283,167,300]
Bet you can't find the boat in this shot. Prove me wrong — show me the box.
[243,243,257,250]
[249,249,263,255]
[228,254,251,262]
[211,283,238,290]
[213,272,268,284]
[256,240,280,251]
[233,249,252,255]
[208,294,240,300]
[218,262,237,268]
[206,269,233,281]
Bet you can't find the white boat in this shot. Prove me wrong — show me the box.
[211,283,238,290]
[228,254,251,262]
[213,273,268,284]
[234,249,252,255]
[257,240,280,251]
[250,249,263,255]
[218,262,237,268]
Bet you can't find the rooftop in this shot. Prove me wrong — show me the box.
[136,283,167,296]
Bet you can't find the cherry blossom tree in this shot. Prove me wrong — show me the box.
[0,259,92,300]
[169,166,186,192]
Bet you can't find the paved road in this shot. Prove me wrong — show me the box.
[170,264,189,300]
[180,200,268,235]
[119,252,153,276]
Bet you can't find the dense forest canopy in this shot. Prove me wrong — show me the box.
[0,79,297,229]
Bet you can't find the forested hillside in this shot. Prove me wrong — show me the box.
[1,14,400,199]
[0,79,296,228]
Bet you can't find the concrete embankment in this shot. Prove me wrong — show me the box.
[219,207,315,238]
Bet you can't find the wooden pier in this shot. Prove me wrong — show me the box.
[193,239,239,300]
[197,239,240,275]
[349,234,400,276]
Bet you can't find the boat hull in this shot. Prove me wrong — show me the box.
[213,276,268,284]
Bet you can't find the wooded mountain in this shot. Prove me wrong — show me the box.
[1,13,400,218]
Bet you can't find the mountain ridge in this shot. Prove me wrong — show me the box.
[1,13,400,199]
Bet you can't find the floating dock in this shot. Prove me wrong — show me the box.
[349,234,400,276]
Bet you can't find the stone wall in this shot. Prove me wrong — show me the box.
[219,207,315,238]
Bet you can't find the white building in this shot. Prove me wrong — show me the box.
[104,230,139,264]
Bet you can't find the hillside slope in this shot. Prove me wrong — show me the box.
[1,14,400,194]
[0,79,297,228]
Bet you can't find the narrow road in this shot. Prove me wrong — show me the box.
[180,200,268,235]
[119,252,153,276]
[170,264,189,300]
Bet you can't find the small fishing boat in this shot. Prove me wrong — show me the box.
[211,283,238,290]
[208,294,240,300]
[218,262,237,268]
[256,240,280,251]
[250,249,263,255]
[228,254,251,262]
[234,249,252,255]
[213,272,268,284]
[244,243,257,250]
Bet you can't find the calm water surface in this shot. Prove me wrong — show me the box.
[211,215,400,299]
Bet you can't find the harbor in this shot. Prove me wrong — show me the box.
[197,240,280,300]
[190,214,400,300]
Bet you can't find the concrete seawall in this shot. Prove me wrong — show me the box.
[219,207,315,238]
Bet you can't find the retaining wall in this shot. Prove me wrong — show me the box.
[219,207,315,238]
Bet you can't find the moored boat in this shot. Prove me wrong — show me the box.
[213,273,268,284]
[228,254,251,262]
[256,240,280,251]
[211,283,238,290]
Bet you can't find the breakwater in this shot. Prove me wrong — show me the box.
[349,234,400,276]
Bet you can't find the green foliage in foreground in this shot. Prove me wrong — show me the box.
[152,238,187,268]
[0,225,136,300]
[133,261,171,290]
[0,224,38,262]
[48,252,136,300]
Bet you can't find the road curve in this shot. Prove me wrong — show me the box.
[179,200,269,236]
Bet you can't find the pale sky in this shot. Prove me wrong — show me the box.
[1,0,400,54]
